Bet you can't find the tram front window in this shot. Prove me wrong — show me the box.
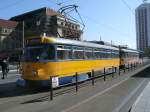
[24,45,55,61]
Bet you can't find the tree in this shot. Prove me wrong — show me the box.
[144,48,150,58]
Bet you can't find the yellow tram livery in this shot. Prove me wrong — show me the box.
[21,36,139,86]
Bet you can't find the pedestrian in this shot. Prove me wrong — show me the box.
[0,59,3,79]
[1,57,9,79]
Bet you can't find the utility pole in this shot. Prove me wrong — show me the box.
[22,21,24,54]
[100,36,102,41]
[111,40,113,46]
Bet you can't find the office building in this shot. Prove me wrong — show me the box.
[135,3,150,51]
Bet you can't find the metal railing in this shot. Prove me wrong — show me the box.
[49,60,150,101]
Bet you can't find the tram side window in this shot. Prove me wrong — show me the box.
[93,49,100,59]
[107,49,112,59]
[112,50,115,58]
[128,52,131,58]
[112,50,119,58]
[126,52,129,58]
[100,49,105,59]
[105,49,109,59]
[73,46,84,59]
[57,45,72,60]
[99,50,102,59]
[115,50,119,58]
[102,49,107,59]
[84,48,93,59]
[122,51,126,58]
[101,52,105,59]
[113,50,117,58]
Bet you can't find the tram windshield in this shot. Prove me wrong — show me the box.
[23,45,55,61]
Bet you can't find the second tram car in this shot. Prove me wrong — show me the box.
[119,48,139,69]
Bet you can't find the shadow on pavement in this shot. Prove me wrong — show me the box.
[0,82,49,98]
[21,95,49,104]
[132,67,150,78]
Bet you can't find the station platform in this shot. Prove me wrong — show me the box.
[131,82,150,112]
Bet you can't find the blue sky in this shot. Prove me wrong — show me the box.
[0,0,143,48]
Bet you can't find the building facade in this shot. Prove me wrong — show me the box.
[135,3,150,51]
[0,19,18,53]
[0,7,82,59]
[10,7,82,41]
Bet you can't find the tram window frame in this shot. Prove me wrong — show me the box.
[73,46,84,60]
[99,48,105,59]
[113,50,116,58]
[103,49,107,59]
[56,45,72,60]
[114,50,118,58]
[111,50,115,58]
[113,50,115,58]
[106,49,112,59]
[84,47,93,60]
[93,48,101,59]
[105,49,109,59]
[124,52,127,59]
[104,49,107,59]
[116,50,119,58]
[107,49,110,59]
[102,48,108,59]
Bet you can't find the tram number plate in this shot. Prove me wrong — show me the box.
[52,77,59,88]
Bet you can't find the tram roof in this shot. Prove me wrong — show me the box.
[43,36,119,50]
[121,48,139,53]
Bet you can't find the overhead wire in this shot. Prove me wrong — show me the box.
[0,0,135,38]
[74,7,85,30]
[56,0,75,6]
[46,0,85,38]
[46,0,133,41]
[80,12,132,37]
[0,0,25,11]
[120,0,135,15]
[46,0,58,6]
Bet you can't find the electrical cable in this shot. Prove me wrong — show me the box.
[47,0,131,37]
[120,0,135,15]
[0,0,25,11]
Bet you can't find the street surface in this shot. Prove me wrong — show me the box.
[131,81,150,112]
[0,63,150,112]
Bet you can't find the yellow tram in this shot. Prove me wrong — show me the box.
[119,48,139,68]
[21,36,139,86]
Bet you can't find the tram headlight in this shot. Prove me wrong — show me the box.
[32,70,37,75]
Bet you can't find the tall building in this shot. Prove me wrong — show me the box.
[135,3,150,51]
